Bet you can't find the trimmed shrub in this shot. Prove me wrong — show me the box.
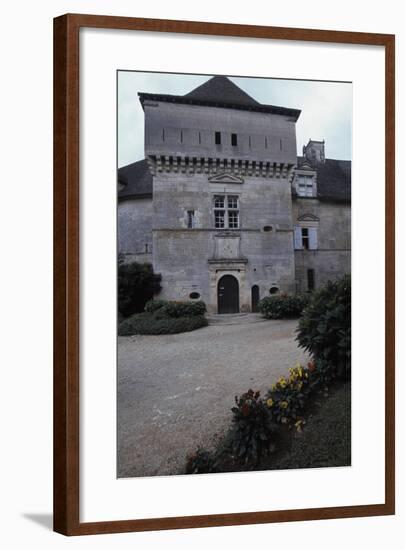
[258,293,310,319]
[144,299,168,314]
[145,299,207,318]
[118,262,161,317]
[118,312,208,336]
[230,389,276,466]
[296,275,351,380]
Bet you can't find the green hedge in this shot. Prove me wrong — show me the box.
[145,299,207,318]
[296,275,351,380]
[258,294,310,319]
[118,312,208,336]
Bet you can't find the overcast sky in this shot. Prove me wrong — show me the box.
[118,71,352,168]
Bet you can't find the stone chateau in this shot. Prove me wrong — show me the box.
[118,76,351,314]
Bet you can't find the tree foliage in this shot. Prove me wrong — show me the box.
[296,275,351,380]
[118,261,161,317]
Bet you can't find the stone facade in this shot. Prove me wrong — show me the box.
[118,77,351,313]
[118,198,153,264]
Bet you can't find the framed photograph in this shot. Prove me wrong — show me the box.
[54,14,395,535]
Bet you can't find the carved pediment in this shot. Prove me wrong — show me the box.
[208,172,244,184]
[296,161,315,172]
[297,213,320,222]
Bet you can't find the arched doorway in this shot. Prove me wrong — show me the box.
[251,285,260,312]
[217,275,239,314]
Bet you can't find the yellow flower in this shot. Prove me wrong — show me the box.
[280,400,288,409]
[278,377,287,388]
[266,398,274,408]
[295,419,304,432]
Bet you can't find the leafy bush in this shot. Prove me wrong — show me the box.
[265,364,314,430]
[296,275,351,380]
[118,312,208,336]
[145,299,207,318]
[258,293,310,319]
[186,448,217,474]
[230,389,276,466]
[118,262,161,317]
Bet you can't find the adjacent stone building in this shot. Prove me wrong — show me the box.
[118,76,351,313]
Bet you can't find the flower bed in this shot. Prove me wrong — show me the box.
[186,360,341,474]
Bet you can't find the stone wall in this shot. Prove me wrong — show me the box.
[152,172,296,312]
[118,198,153,264]
[293,199,351,292]
[143,101,297,165]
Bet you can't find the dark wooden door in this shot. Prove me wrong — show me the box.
[251,285,260,312]
[217,275,239,314]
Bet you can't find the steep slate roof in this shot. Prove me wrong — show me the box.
[296,156,351,202]
[184,76,261,106]
[118,159,153,201]
[138,76,301,120]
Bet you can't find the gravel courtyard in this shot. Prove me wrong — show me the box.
[117,316,308,478]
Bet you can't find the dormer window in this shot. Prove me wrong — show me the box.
[297,175,314,197]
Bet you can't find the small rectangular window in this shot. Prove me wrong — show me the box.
[215,131,221,145]
[302,228,310,249]
[231,133,237,146]
[187,210,195,229]
[307,269,315,291]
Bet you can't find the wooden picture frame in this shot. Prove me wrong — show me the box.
[54,13,395,536]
